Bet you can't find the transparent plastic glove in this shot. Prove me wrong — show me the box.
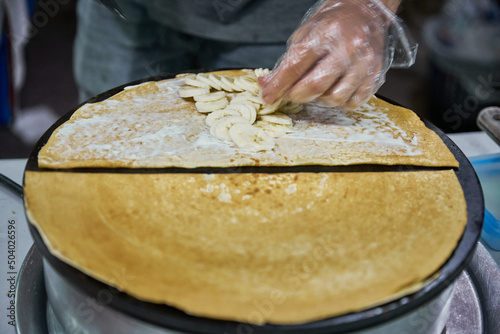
[259,0,417,109]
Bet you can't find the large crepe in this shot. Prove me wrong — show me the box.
[25,70,467,325]
[38,70,458,169]
[24,170,467,324]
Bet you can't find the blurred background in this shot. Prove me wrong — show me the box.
[1,0,499,158]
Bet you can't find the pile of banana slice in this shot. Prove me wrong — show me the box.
[178,69,303,152]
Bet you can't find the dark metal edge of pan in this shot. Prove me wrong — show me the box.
[22,70,484,333]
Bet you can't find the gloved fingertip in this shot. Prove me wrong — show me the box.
[261,90,278,105]
[261,93,272,105]
[257,75,271,87]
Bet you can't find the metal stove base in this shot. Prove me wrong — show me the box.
[15,244,500,334]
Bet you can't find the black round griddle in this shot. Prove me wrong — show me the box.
[23,71,485,334]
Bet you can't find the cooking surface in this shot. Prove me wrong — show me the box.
[21,76,475,329]
[1,131,499,333]
[22,96,476,332]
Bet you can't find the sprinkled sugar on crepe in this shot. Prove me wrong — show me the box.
[38,70,458,169]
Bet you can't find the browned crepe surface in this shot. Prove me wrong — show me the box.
[24,170,467,324]
[38,70,458,169]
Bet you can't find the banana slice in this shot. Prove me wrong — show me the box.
[233,76,260,94]
[206,108,241,127]
[209,74,235,92]
[254,68,270,78]
[184,77,210,89]
[210,116,249,141]
[280,101,304,115]
[231,91,263,105]
[196,73,221,90]
[193,91,227,102]
[221,76,244,92]
[229,123,275,152]
[227,102,257,124]
[179,87,210,98]
[182,73,196,80]
[259,99,282,115]
[195,98,229,113]
[258,112,293,126]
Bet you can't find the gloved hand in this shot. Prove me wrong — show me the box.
[259,0,417,109]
